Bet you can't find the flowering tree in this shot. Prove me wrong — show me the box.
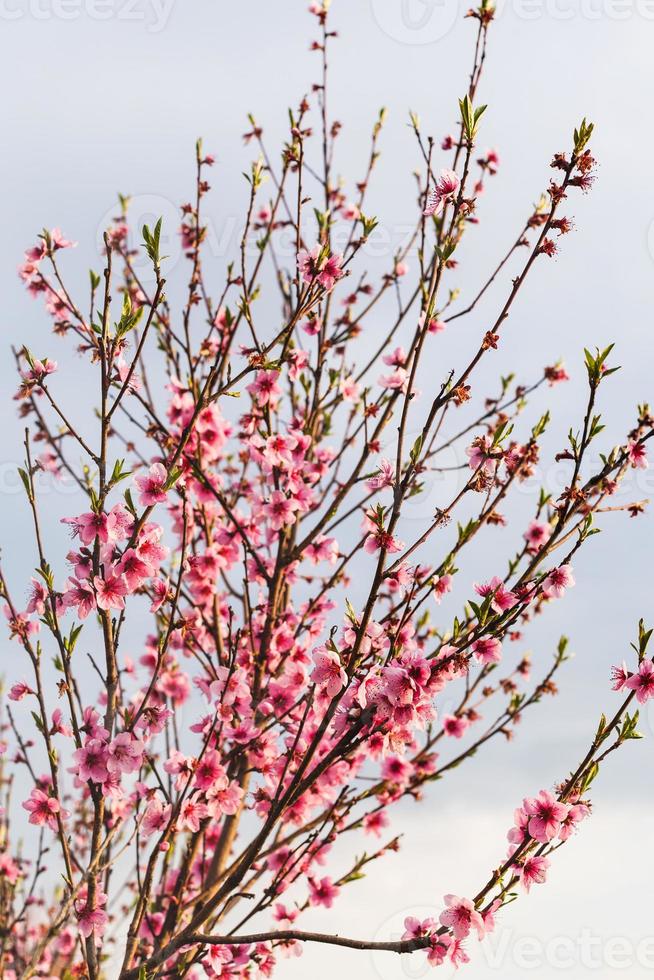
[2,3,653,978]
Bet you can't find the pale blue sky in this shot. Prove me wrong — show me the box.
[2,2,654,977]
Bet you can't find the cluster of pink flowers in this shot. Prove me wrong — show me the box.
[58,500,169,618]
[0,4,650,979]
[507,790,590,890]
[611,659,654,703]
[400,894,502,969]
[298,245,345,292]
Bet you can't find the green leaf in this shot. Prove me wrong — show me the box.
[573,118,594,156]
[18,467,33,501]
[109,459,132,487]
[345,598,358,626]
[459,94,487,141]
[142,217,164,271]
[409,435,423,465]
[115,293,144,338]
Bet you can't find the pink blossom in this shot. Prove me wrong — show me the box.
[402,916,436,940]
[106,733,144,775]
[474,576,518,613]
[628,440,648,470]
[520,855,550,892]
[134,462,168,506]
[545,362,570,385]
[433,574,453,603]
[8,681,34,701]
[523,520,549,553]
[50,709,73,738]
[22,788,61,830]
[339,375,360,402]
[625,659,654,703]
[264,490,299,530]
[472,636,502,665]
[482,899,502,933]
[610,661,630,691]
[0,853,21,884]
[523,790,569,843]
[340,201,360,220]
[50,227,76,250]
[298,246,345,292]
[363,513,404,555]
[305,534,338,566]
[76,903,108,938]
[423,169,460,216]
[247,369,281,407]
[21,357,57,384]
[3,606,39,642]
[363,810,390,837]
[179,798,208,832]
[73,739,109,784]
[507,806,530,850]
[319,253,345,291]
[443,714,470,738]
[439,894,485,940]
[466,435,496,475]
[427,934,453,966]
[94,573,128,612]
[26,577,48,615]
[301,315,322,335]
[542,565,575,599]
[558,802,590,841]
[207,779,244,817]
[382,755,411,786]
[141,797,172,837]
[116,355,141,392]
[150,577,171,612]
[116,549,151,590]
[449,938,471,967]
[61,578,96,619]
[366,458,395,492]
[75,887,108,939]
[311,646,347,697]
[308,876,340,908]
[62,510,108,546]
[378,367,408,391]
[382,346,407,367]
[193,749,226,791]
[55,929,77,956]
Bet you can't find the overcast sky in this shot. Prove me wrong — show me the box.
[2,1,654,977]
